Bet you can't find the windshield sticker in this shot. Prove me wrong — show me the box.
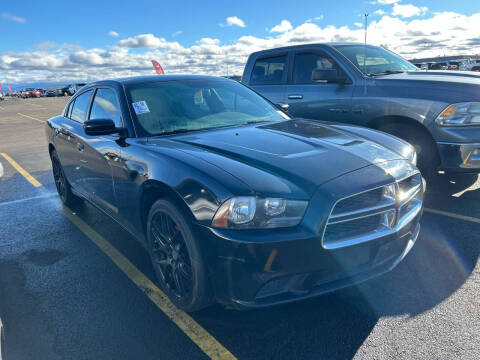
[132,101,150,115]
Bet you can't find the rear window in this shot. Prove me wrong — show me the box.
[250,55,286,85]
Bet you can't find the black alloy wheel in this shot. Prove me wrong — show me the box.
[147,199,212,312]
[50,150,82,207]
[150,212,193,301]
[52,154,67,202]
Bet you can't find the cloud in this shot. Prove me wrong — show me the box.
[306,15,324,23]
[392,3,428,18]
[373,9,385,16]
[222,16,246,28]
[109,31,119,37]
[1,12,26,23]
[270,20,293,33]
[375,0,401,4]
[354,22,363,28]
[2,11,480,84]
[33,41,56,50]
[117,34,182,50]
[172,30,183,37]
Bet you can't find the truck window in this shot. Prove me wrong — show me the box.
[250,55,286,85]
[293,52,342,84]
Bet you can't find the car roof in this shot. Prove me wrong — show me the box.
[87,75,230,88]
[248,42,365,57]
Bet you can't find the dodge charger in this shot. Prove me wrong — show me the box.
[46,75,424,311]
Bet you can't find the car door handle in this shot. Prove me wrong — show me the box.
[288,94,303,100]
[77,142,84,152]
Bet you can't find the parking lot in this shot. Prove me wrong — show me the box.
[0,96,479,359]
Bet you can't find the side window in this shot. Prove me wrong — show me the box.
[250,55,286,85]
[293,52,344,84]
[90,88,122,127]
[70,90,93,123]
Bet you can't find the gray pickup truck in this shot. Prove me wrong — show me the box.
[242,43,480,177]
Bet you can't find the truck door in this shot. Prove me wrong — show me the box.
[247,54,287,107]
[285,50,354,122]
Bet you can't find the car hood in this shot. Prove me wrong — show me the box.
[376,70,480,85]
[147,120,408,198]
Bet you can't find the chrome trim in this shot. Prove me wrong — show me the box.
[329,198,396,223]
[322,173,423,250]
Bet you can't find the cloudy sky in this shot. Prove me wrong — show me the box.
[0,0,479,84]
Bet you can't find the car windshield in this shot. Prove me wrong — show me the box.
[334,45,417,76]
[126,79,288,136]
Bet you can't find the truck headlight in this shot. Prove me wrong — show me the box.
[436,102,480,126]
[212,197,308,229]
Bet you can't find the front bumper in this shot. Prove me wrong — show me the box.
[200,167,424,309]
[437,142,480,172]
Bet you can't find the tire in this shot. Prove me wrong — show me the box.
[50,150,83,207]
[379,123,439,179]
[147,199,213,312]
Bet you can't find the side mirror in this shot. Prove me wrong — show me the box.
[311,69,347,84]
[83,119,117,136]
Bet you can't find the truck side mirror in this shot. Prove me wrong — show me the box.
[311,69,347,84]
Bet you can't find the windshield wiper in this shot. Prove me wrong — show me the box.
[368,70,406,76]
[155,128,193,136]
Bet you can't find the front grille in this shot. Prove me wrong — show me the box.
[322,173,423,249]
[324,215,381,243]
[332,188,384,215]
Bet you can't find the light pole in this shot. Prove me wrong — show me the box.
[364,13,369,45]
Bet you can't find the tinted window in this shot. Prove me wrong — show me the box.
[293,52,343,84]
[90,88,122,127]
[250,55,286,85]
[70,90,92,123]
[334,45,417,75]
[127,79,288,135]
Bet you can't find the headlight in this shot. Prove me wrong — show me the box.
[436,102,480,126]
[212,197,308,229]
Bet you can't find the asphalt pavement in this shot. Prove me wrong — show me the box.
[0,96,479,360]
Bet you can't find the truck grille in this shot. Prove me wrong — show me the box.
[322,173,423,249]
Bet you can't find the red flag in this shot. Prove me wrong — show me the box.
[151,60,164,75]
[7,85,12,94]
[0,84,2,92]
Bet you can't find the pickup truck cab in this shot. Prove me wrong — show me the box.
[242,43,480,177]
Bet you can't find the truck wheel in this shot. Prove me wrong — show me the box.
[147,199,213,312]
[379,123,439,178]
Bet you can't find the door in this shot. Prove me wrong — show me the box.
[285,51,354,122]
[248,54,287,106]
[56,89,93,196]
[77,87,125,215]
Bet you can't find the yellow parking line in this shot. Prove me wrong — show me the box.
[63,207,236,360]
[0,153,42,187]
[17,112,45,123]
[424,207,480,224]
[3,156,236,359]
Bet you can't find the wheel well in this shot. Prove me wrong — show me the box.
[140,180,193,237]
[48,143,55,157]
